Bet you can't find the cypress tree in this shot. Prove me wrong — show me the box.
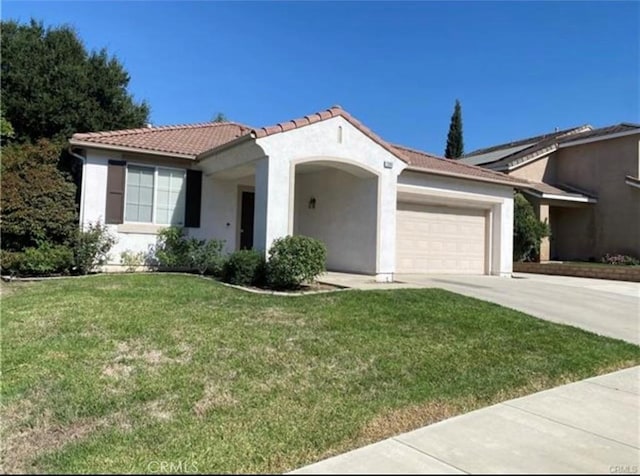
[444,99,464,159]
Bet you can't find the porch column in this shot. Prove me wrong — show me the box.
[253,156,290,253]
[376,169,400,283]
[491,197,514,277]
[535,203,550,262]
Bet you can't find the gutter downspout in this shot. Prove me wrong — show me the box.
[68,147,87,230]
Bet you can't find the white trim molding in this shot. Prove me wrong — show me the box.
[625,175,640,190]
[522,188,597,204]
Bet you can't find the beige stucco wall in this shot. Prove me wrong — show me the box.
[550,135,639,259]
[294,167,377,274]
[510,154,556,183]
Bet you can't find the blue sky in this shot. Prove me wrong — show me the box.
[3,1,638,154]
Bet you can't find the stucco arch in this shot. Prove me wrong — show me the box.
[288,156,380,275]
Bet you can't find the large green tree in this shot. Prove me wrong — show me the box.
[1,140,78,251]
[1,19,149,143]
[444,99,464,159]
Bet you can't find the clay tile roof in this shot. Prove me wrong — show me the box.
[391,144,530,187]
[70,105,529,187]
[71,121,252,158]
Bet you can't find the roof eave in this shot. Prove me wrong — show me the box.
[68,139,196,160]
[625,175,640,190]
[521,188,597,203]
[558,129,640,148]
[403,165,530,189]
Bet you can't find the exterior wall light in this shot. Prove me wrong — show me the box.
[308,197,316,209]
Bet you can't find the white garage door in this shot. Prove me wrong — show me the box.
[396,202,487,274]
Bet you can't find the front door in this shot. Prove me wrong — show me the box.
[239,191,255,250]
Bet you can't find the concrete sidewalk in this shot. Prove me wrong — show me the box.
[290,366,640,474]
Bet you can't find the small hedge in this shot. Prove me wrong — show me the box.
[1,242,74,276]
[0,222,115,277]
[153,227,225,275]
[266,235,326,290]
[222,250,265,286]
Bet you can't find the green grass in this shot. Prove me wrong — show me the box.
[2,274,638,474]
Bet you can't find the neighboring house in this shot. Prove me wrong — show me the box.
[69,106,527,281]
[460,124,640,261]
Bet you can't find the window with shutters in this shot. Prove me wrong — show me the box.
[124,165,186,225]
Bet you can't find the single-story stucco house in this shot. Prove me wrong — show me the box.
[69,106,528,281]
[460,123,640,261]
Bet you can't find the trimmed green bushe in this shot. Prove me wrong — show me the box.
[266,235,327,289]
[222,249,265,286]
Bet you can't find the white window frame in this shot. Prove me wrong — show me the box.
[124,163,187,226]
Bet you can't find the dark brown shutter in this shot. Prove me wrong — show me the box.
[185,169,202,228]
[105,160,126,224]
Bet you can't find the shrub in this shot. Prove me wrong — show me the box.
[154,227,225,274]
[154,227,192,268]
[120,250,146,272]
[1,242,73,276]
[190,239,225,275]
[74,222,116,274]
[266,235,326,290]
[513,193,550,262]
[0,140,78,251]
[222,250,265,286]
[601,254,640,266]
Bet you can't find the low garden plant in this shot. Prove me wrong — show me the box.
[266,235,327,289]
[601,253,640,266]
[222,249,265,286]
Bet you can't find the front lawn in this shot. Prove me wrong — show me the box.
[2,274,638,473]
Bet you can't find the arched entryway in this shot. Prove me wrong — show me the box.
[291,158,379,274]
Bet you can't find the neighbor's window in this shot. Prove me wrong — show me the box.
[125,165,186,225]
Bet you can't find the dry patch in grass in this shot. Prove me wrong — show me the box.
[1,398,130,474]
[251,307,307,327]
[101,363,133,379]
[358,399,472,444]
[193,382,238,418]
[111,340,192,367]
[144,399,175,422]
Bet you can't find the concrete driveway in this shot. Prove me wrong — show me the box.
[321,272,640,345]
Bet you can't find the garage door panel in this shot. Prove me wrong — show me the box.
[396,203,487,274]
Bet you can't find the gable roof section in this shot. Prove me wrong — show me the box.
[462,123,640,171]
[250,105,407,160]
[464,124,591,158]
[70,106,527,188]
[461,125,592,169]
[70,122,251,159]
[558,123,640,147]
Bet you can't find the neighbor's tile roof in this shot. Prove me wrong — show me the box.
[526,181,595,199]
[391,144,530,187]
[70,106,528,187]
[71,122,251,157]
